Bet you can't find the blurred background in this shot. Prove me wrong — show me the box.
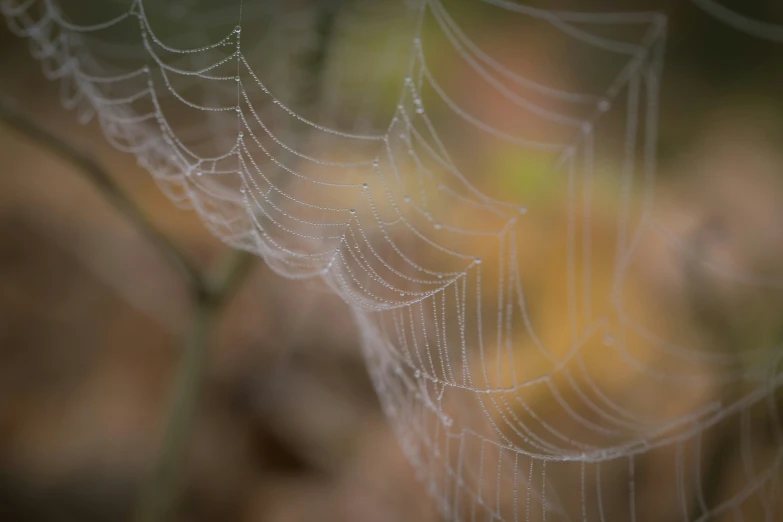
[1,1,783,521]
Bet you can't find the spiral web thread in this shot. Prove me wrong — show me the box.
[3,0,783,520]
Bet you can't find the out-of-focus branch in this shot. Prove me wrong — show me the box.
[135,293,216,522]
[0,95,206,298]
[135,249,255,522]
[0,93,257,522]
[208,248,256,306]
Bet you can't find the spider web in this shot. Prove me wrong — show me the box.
[3,0,783,520]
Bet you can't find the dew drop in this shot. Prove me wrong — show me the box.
[362,183,368,189]
[434,222,442,230]
[598,99,611,112]
[349,208,355,214]
[415,107,424,114]
[234,25,241,33]
[403,195,411,202]
[235,76,240,82]
[475,257,482,264]
[238,132,244,138]
[414,370,421,378]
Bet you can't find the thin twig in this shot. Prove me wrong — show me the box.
[134,248,255,522]
[0,95,206,297]
[208,248,256,306]
[135,294,217,522]
[0,94,257,522]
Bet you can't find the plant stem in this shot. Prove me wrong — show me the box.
[135,248,254,522]
[0,95,206,297]
[208,248,256,306]
[135,293,217,522]
[0,94,257,522]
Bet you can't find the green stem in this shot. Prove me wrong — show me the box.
[0,94,257,522]
[0,95,206,297]
[135,294,216,522]
[208,249,256,306]
[135,249,254,522]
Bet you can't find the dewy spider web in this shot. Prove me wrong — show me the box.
[3,0,783,520]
